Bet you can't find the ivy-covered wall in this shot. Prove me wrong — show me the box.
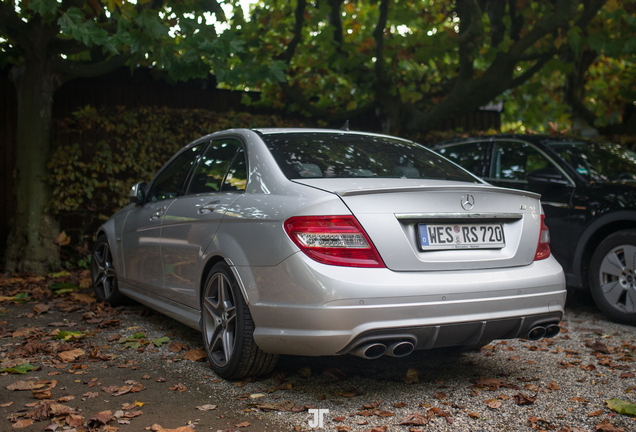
[48,105,308,256]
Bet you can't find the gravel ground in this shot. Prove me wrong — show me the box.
[1,283,635,432]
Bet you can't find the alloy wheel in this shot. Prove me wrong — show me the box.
[599,244,636,313]
[92,241,117,299]
[203,273,237,367]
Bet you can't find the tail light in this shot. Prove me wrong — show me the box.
[284,216,385,268]
[534,214,551,261]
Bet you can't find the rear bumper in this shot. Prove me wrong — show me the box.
[234,253,566,356]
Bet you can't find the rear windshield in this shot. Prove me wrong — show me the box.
[262,132,478,182]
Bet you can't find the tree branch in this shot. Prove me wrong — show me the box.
[52,54,128,82]
[509,54,553,88]
[508,0,577,59]
[282,0,306,64]
[372,0,389,83]
[456,0,483,80]
[279,81,374,122]
[486,0,506,48]
[49,38,90,56]
[508,0,524,42]
[327,0,344,48]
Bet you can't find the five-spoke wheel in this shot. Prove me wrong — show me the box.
[590,230,636,325]
[201,262,278,379]
[202,271,237,367]
[91,235,126,305]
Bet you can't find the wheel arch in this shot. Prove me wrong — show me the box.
[572,210,636,290]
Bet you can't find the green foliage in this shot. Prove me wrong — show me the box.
[47,105,306,237]
[0,363,35,374]
[50,282,81,294]
[606,398,636,416]
[54,330,86,341]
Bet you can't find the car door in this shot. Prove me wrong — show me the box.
[121,144,204,293]
[160,138,248,308]
[486,139,575,266]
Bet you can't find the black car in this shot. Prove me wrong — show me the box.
[433,135,636,325]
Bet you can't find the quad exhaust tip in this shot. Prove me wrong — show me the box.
[386,341,415,358]
[351,342,387,359]
[525,323,561,341]
[351,340,415,359]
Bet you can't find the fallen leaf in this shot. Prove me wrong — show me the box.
[589,410,604,417]
[403,368,419,384]
[398,413,429,426]
[32,387,52,399]
[169,383,187,392]
[474,377,504,389]
[434,392,448,400]
[606,398,636,416]
[548,381,561,391]
[196,404,218,411]
[254,400,295,411]
[168,342,188,352]
[54,231,71,246]
[485,399,502,409]
[12,419,34,429]
[7,380,47,391]
[88,411,114,428]
[58,348,85,362]
[596,418,626,432]
[323,367,347,381]
[184,348,206,361]
[236,422,250,428]
[1,401,13,407]
[394,402,407,408]
[512,393,537,405]
[467,412,480,419]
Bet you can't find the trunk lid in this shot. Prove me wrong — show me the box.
[294,179,542,271]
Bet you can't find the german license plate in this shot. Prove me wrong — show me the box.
[418,223,505,250]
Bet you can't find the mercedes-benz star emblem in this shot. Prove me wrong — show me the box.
[461,193,475,211]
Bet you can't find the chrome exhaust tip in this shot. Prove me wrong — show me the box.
[386,341,415,358]
[351,342,387,359]
[526,326,546,341]
[544,324,561,338]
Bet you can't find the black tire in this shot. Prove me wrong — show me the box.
[589,230,636,325]
[91,235,127,306]
[201,262,278,379]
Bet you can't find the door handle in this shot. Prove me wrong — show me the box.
[198,200,220,214]
[150,207,166,221]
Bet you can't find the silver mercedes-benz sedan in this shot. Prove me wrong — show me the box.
[92,128,566,379]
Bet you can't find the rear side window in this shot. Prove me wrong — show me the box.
[263,133,478,182]
[187,139,243,194]
[436,142,488,177]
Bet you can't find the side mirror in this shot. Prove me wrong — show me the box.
[129,182,147,204]
[526,167,569,186]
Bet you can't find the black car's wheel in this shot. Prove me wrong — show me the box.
[201,262,278,379]
[91,235,127,305]
[589,230,636,325]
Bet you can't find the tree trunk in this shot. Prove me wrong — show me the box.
[4,56,60,273]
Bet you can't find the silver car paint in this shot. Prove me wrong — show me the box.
[96,128,567,357]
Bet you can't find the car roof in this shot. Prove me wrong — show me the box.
[434,134,590,148]
[252,127,414,142]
